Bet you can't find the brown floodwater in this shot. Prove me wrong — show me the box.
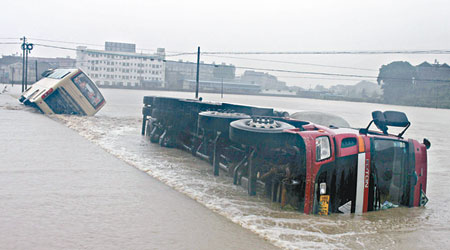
[6,85,450,249]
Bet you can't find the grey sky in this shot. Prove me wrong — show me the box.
[1,0,449,87]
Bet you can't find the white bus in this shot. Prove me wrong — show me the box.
[19,68,106,116]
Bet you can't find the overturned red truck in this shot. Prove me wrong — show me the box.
[141,96,430,215]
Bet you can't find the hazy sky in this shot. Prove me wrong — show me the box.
[1,0,449,87]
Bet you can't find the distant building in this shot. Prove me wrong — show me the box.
[76,42,166,88]
[0,55,74,84]
[260,89,296,96]
[240,70,286,90]
[182,79,260,94]
[415,61,450,84]
[105,42,136,53]
[165,60,235,90]
[330,81,382,98]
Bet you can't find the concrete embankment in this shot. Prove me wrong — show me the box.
[0,88,277,250]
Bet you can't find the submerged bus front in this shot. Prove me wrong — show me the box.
[19,68,105,116]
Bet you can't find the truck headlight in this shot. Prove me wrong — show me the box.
[316,136,331,161]
[320,182,327,195]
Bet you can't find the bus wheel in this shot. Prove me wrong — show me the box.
[198,111,251,133]
[229,118,295,147]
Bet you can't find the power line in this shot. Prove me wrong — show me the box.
[201,50,450,55]
[34,43,78,51]
[276,75,374,81]
[28,37,169,53]
[165,52,198,57]
[29,38,104,48]
[9,36,450,56]
[234,65,377,79]
[201,54,377,71]
[234,65,450,83]
[27,42,450,83]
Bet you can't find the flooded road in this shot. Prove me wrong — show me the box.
[4,85,450,249]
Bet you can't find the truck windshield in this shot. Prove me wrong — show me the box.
[372,139,408,207]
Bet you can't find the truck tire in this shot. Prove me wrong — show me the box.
[229,118,295,147]
[198,111,251,132]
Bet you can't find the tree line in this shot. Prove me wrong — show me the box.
[377,61,450,108]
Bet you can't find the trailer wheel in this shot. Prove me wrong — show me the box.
[229,118,295,147]
[198,111,251,132]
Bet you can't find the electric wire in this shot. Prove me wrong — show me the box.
[200,50,450,55]
[201,54,377,71]
[28,37,178,53]
[13,42,450,83]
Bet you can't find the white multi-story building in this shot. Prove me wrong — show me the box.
[76,42,165,88]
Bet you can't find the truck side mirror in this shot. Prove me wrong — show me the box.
[383,111,410,127]
[372,111,388,134]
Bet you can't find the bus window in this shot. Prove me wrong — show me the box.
[46,69,73,79]
[372,139,408,207]
[72,72,104,109]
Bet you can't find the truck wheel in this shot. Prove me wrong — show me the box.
[198,111,251,132]
[229,118,295,147]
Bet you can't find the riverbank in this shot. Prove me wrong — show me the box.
[0,87,277,250]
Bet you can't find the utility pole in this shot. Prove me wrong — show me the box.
[35,60,38,82]
[220,66,224,99]
[20,36,33,92]
[195,46,200,99]
[11,67,14,86]
[25,46,29,89]
[21,36,26,92]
